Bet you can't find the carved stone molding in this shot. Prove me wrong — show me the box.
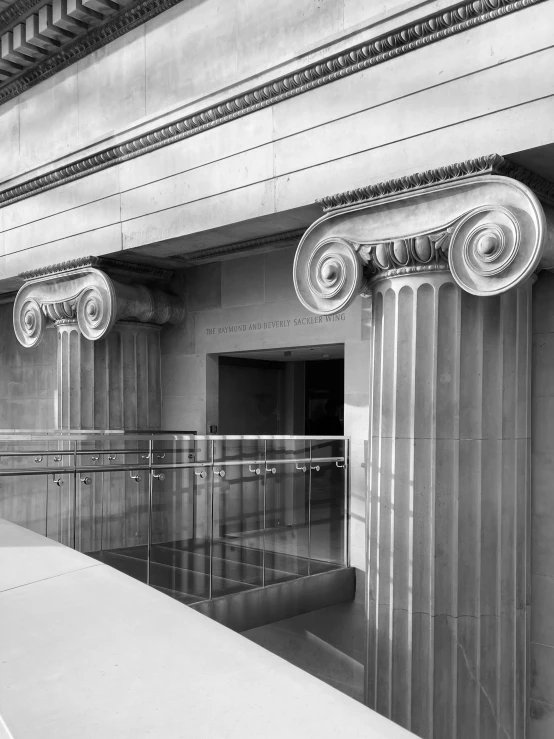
[294,167,554,313]
[318,153,554,212]
[0,0,542,208]
[18,254,173,281]
[0,0,182,101]
[13,264,184,347]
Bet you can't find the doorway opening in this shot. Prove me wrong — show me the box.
[217,344,344,435]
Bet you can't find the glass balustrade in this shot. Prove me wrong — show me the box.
[0,433,349,603]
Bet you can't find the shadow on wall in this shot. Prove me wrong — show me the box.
[243,598,366,702]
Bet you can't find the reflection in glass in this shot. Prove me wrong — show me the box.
[0,434,348,602]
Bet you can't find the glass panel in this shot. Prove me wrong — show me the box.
[266,437,310,464]
[151,435,204,468]
[309,455,346,569]
[0,434,349,598]
[213,438,263,466]
[0,440,44,535]
[78,467,149,584]
[0,437,75,543]
[310,437,345,463]
[46,471,76,547]
[75,436,151,469]
[212,439,265,597]
[0,471,49,537]
[149,464,211,603]
[264,448,310,583]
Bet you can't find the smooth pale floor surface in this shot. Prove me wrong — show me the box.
[0,518,415,739]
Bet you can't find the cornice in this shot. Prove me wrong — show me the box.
[174,229,307,266]
[0,0,543,209]
[0,0,185,105]
[18,255,173,281]
[0,0,43,31]
[317,154,554,212]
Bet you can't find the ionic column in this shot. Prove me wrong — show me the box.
[12,259,185,553]
[13,257,185,431]
[293,155,554,739]
[367,270,531,738]
[56,320,162,431]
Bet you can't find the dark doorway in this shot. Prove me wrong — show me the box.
[218,356,285,435]
[217,346,344,435]
[304,359,344,436]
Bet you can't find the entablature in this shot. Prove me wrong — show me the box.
[0,0,543,208]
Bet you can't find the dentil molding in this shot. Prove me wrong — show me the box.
[0,0,183,101]
[294,158,554,314]
[0,0,543,208]
[13,259,184,347]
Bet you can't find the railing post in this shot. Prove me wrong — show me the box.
[147,438,153,587]
[307,440,312,576]
[209,439,214,601]
[99,443,104,556]
[45,473,49,541]
[262,440,267,588]
[343,439,349,568]
[72,440,77,551]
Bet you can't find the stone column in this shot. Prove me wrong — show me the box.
[13,256,184,431]
[367,270,531,737]
[12,258,185,552]
[56,321,161,431]
[293,155,554,739]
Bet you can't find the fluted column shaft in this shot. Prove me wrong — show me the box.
[56,321,162,431]
[366,272,531,739]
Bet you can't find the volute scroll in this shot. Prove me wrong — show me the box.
[13,266,185,348]
[294,236,369,314]
[294,173,553,314]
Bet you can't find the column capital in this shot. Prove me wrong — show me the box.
[13,257,185,348]
[294,153,554,314]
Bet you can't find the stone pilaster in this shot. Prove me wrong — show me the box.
[293,156,554,739]
[13,256,184,431]
[56,320,161,431]
[9,258,185,554]
[366,270,531,737]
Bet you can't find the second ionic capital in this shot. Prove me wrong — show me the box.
[13,258,185,348]
[294,154,554,314]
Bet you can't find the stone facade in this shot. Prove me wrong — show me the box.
[0,1,553,737]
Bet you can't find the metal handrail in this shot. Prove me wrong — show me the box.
[0,433,348,442]
[0,459,347,476]
[0,434,350,598]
